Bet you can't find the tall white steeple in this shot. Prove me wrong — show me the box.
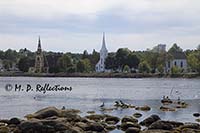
[95,33,108,72]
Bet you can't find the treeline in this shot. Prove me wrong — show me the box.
[0,44,199,74]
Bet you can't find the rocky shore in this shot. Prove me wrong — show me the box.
[0,106,200,133]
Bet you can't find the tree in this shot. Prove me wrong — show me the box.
[105,53,118,70]
[126,53,140,69]
[57,54,73,72]
[76,59,92,73]
[168,43,183,53]
[138,61,151,73]
[82,50,89,59]
[18,57,34,72]
[115,48,131,69]
[187,51,200,74]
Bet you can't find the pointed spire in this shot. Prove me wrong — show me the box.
[37,36,42,52]
[101,32,107,50]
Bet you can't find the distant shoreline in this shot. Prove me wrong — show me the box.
[0,72,199,78]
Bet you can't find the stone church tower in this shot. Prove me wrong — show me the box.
[34,37,49,73]
[95,33,108,72]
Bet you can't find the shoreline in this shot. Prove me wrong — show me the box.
[0,72,199,78]
[0,105,200,133]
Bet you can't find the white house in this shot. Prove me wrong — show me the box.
[165,52,187,73]
[95,33,108,72]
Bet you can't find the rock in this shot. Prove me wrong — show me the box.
[85,114,105,122]
[87,111,95,114]
[135,105,151,111]
[181,128,200,133]
[9,118,21,125]
[140,115,160,127]
[0,126,9,133]
[133,112,142,118]
[75,122,88,131]
[19,120,47,132]
[196,118,200,122]
[179,123,200,129]
[0,122,7,126]
[142,129,171,133]
[104,115,120,125]
[193,113,200,117]
[27,107,60,119]
[104,125,116,131]
[148,120,173,130]
[161,99,173,104]
[125,127,141,133]
[160,106,176,111]
[120,122,141,131]
[121,116,138,123]
[86,122,105,132]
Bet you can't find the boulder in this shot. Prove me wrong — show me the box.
[179,123,200,129]
[133,112,142,118]
[148,120,173,130]
[125,127,141,133]
[87,111,95,114]
[121,122,141,131]
[85,114,105,122]
[121,116,138,123]
[193,113,200,117]
[86,122,105,132]
[104,115,120,125]
[19,120,49,133]
[142,129,171,133]
[26,107,60,119]
[135,105,151,111]
[0,126,9,133]
[75,122,88,131]
[140,115,160,127]
[160,106,176,112]
[9,118,21,125]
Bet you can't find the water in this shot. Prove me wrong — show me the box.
[0,77,200,129]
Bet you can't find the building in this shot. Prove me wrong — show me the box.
[30,37,49,73]
[95,33,108,72]
[152,44,166,53]
[165,52,187,73]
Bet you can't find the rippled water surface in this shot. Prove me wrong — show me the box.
[0,77,200,129]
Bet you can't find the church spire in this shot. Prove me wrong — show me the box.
[101,32,107,51]
[37,36,42,53]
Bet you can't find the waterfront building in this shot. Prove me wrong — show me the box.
[165,52,187,73]
[95,33,108,72]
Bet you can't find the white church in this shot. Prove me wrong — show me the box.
[95,33,108,72]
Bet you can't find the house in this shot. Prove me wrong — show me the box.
[165,52,187,73]
[95,33,108,72]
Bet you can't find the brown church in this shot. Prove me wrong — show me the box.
[29,37,49,73]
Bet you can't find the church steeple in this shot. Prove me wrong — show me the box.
[37,36,42,53]
[101,32,107,51]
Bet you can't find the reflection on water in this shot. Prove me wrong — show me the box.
[0,77,199,124]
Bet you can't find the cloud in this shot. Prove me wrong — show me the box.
[0,0,200,52]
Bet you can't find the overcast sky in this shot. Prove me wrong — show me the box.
[0,0,200,53]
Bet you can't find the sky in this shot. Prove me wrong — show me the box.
[0,0,200,53]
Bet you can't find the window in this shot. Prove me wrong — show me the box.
[180,61,183,68]
[168,61,170,68]
[174,61,177,66]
